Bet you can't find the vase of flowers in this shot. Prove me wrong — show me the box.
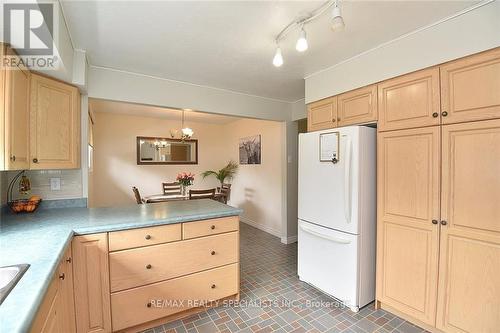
[176,172,195,196]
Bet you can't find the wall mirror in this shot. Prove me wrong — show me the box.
[137,136,198,165]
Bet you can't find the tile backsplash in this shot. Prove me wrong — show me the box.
[2,169,83,203]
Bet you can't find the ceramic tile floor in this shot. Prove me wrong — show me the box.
[142,223,427,333]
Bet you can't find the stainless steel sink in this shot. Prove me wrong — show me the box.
[0,264,29,305]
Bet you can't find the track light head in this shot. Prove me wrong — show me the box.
[331,2,345,32]
[295,27,308,52]
[273,46,283,67]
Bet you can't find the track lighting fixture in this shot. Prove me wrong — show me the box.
[272,0,345,67]
[273,45,283,67]
[295,27,308,52]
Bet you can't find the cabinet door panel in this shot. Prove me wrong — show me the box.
[440,48,500,124]
[436,230,500,333]
[441,120,500,234]
[30,74,80,169]
[338,84,377,126]
[4,47,30,170]
[307,97,337,132]
[376,127,440,325]
[58,246,76,333]
[437,120,500,332]
[72,234,112,333]
[378,68,440,131]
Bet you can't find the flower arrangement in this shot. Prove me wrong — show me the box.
[176,172,195,187]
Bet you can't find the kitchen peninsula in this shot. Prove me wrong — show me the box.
[0,199,241,333]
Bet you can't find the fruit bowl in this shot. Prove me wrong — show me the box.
[8,197,42,213]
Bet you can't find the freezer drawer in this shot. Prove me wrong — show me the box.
[298,220,359,309]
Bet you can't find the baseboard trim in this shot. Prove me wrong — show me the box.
[239,216,281,238]
[281,235,297,244]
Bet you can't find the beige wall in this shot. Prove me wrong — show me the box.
[224,118,286,237]
[91,112,231,207]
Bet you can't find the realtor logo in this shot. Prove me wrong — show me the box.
[3,3,54,56]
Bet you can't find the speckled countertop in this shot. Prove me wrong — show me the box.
[0,199,242,333]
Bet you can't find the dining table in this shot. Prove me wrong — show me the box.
[144,192,227,203]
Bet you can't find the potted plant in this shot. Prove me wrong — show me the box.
[201,161,238,188]
[176,172,195,196]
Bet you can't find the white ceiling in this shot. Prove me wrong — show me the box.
[62,1,477,102]
[89,98,239,124]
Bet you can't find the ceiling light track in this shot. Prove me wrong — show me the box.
[272,0,345,67]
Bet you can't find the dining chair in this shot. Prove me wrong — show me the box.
[162,182,182,195]
[132,186,144,204]
[217,183,232,203]
[189,188,216,200]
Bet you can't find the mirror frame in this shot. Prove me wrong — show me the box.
[136,136,199,165]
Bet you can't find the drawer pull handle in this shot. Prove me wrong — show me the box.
[211,225,216,230]
[145,234,152,240]
[146,264,152,269]
[211,284,216,289]
[146,302,152,308]
[211,251,216,255]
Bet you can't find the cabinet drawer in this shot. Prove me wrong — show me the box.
[182,216,238,239]
[110,231,238,292]
[111,263,238,331]
[109,224,182,251]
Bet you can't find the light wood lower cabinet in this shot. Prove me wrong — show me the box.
[109,231,238,292]
[440,48,500,125]
[376,127,441,326]
[436,120,500,333]
[72,233,112,333]
[307,96,337,132]
[111,263,239,331]
[377,120,500,332]
[30,246,76,333]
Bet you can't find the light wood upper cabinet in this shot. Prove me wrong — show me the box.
[436,120,500,333]
[337,84,377,126]
[3,46,30,170]
[30,73,80,169]
[378,68,440,132]
[376,127,440,325]
[72,233,112,333]
[307,96,337,132]
[440,48,500,125]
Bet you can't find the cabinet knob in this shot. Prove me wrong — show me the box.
[440,220,448,226]
[211,251,216,255]
[66,257,72,263]
[10,155,16,162]
[210,225,216,230]
[145,234,151,240]
[146,302,152,308]
[441,111,448,117]
[432,112,439,118]
[211,284,216,289]
[332,118,336,122]
[59,273,65,280]
[32,158,38,163]
[146,264,152,269]
[337,117,341,122]
[432,219,438,225]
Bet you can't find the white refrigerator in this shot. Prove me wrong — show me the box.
[298,125,376,312]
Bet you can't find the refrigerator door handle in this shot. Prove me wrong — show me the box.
[299,224,351,244]
[344,136,352,224]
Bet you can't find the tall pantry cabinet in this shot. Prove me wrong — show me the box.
[376,47,500,333]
